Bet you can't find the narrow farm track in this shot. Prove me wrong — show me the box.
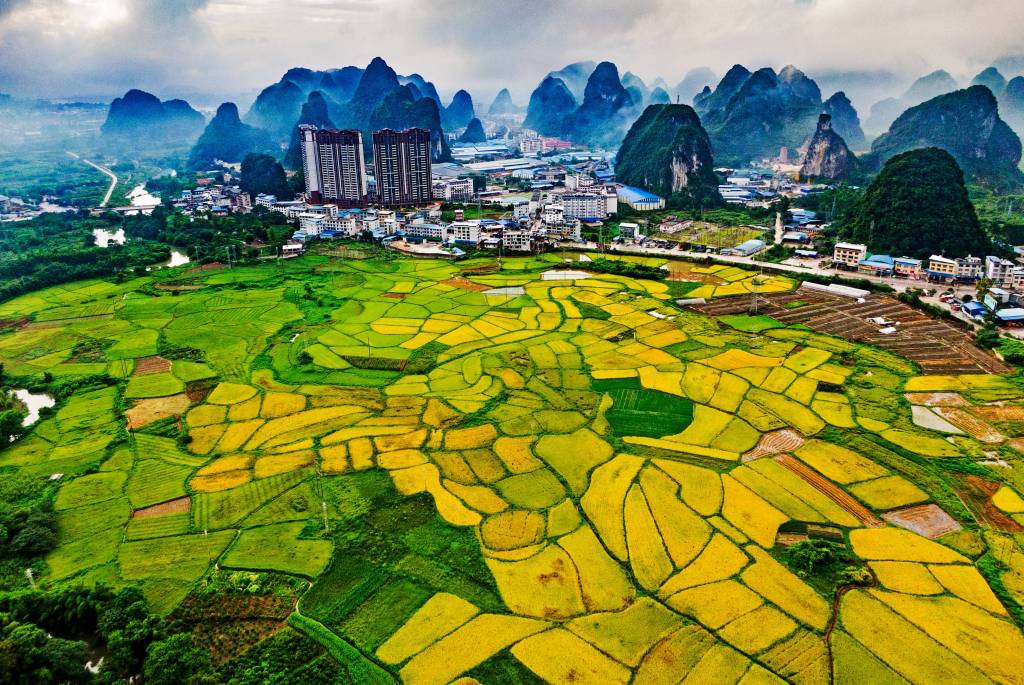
[67,150,118,207]
[774,454,884,528]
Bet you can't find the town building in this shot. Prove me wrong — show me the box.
[373,128,433,207]
[431,177,474,202]
[255,193,277,209]
[986,256,1018,286]
[832,242,868,268]
[616,186,665,211]
[927,255,983,282]
[893,257,923,278]
[502,230,534,252]
[448,220,481,244]
[857,254,894,276]
[299,125,367,206]
[403,223,446,241]
[561,192,608,221]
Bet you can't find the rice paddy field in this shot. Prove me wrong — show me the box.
[4,250,1024,683]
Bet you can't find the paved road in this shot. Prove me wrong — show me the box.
[67,151,118,207]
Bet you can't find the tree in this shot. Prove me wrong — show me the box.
[976,276,994,301]
[143,633,214,685]
[239,153,292,200]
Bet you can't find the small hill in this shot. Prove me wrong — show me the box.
[800,113,860,180]
[841,147,989,259]
[649,87,671,105]
[240,152,292,200]
[866,85,1022,187]
[1003,76,1024,137]
[614,104,721,209]
[524,76,577,136]
[694,64,751,115]
[866,70,960,133]
[488,88,519,115]
[101,89,205,142]
[547,61,596,101]
[400,74,441,107]
[459,118,487,143]
[187,102,275,169]
[675,67,717,104]
[972,67,1008,96]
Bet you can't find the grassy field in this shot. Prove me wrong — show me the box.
[1,252,1023,683]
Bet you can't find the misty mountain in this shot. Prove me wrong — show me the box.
[444,90,475,130]
[823,91,866,150]
[488,88,520,115]
[101,89,205,143]
[547,62,597,102]
[649,87,671,105]
[866,70,960,133]
[524,76,577,136]
[972,67,1008,96]
[808,68,906,115]
[245,80,307,140]
[562,61,638,147]
[675,67,717,105]
[622,72,649,107]
[187,102,275,169]
[368,84,452,162]
[865,85,1022,187]
[284,91,335,169]
[1003,77,1024,137]
[694,64,751,115]
[399,74,441,107]
[700,65,823,165]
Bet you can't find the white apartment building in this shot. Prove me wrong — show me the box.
[297,213,324,234]
[833,242,867,267]
[320,213,359,236]
[542,204,565,226]
[502,230,534,252]
[561,193,608,221]
[448,220,481,243]
[512,201,531,221]
[431,177,475,202]
[986,256,1017,285]
[403,223,446,241]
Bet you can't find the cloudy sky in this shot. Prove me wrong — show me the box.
[1,0,1022,108]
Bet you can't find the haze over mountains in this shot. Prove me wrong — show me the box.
[86,53,1024,192]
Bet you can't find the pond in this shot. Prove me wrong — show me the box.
[11,388,55,426]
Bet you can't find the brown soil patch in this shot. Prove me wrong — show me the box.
[382,292,407,299]
[903,392,969,407]
[442,276,490,292]
[882,503,962,538]
[184,261,225,275]
[774,454,884,528]
[186,384,213,403]
[742,429,804,461]
[0,317,29,331]
[125,392,191,429]
[932,407,1005,443]
[956,475,1024,532]
[154,284,202,291]
[133,496,190,518]
[134,355,172,375]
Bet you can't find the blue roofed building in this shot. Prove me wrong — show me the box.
[616,186,665,211]
[857,254,894,276]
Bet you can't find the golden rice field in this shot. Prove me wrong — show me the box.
[3,252,1024,684]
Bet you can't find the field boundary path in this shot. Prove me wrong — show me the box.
[67,151,118,207]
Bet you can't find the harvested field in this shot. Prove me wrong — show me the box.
[692,288,1008,375]
[904,392,969,407]
[134,355,172,375]
[882,504,962,538]
[133,496,191,518]
[381,292,407,299]
[933,407,1005,443]
[955,475,1024,532]
[125,393,191,429]
[972,405,1024,421]
[442,277,490,292]
[742,429,804,461]
[773,454,883,528]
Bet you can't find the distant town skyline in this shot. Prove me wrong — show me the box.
[1,0,1023,104]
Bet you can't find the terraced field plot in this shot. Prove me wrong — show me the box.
[3,252,1024,684]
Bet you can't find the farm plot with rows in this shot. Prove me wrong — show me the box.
[3,253,1024,683]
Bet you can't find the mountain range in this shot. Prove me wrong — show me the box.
[101,89,205,144]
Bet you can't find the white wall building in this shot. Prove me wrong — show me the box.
[448,220,481,243]
[561,193,608,221]
[502,230,534,252]
[833,242,867,267]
